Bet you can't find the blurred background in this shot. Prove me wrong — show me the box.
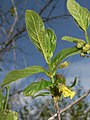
[0,0,90,119]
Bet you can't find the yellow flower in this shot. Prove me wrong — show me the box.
[58,84,75,99]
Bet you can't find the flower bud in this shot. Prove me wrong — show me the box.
[77,40,85,48]
[82,44,90,52]
[59,61,69,68]
[87,50,90,54]
[80,53,86,57]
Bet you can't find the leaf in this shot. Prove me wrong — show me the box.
[67,0,90,32]
[32,91,51,98]
[51,46,81,71]
[0,110,18,120]
[26,10,56,63]
[25,10,45,53]
[0,90,5,110]
[70,77,77,88]
[62,36,84,43]
[0,68,2,72]
[2,66,48,86]
[24,79,52,96]
[45,28,56,62]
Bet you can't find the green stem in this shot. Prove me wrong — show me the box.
[85,31,90,44]
[4,86,10,110]
[48,63,54,83]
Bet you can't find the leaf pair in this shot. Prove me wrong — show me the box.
[26,10,56,64]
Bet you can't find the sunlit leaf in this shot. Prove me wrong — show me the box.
[0,110,18,120]
[67,0,90,32]
[45,28,56,62]
[62,36,85,43]
[51,46,81,71]
[2,66,48,86]
[24,79,52,96]
[32,91,51,98]
[25,10,45,53]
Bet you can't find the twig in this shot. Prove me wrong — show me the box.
[10,0,18,69]
[39,0,53,15]
[48,89,90,120]
[7,0,18,39]
[54,101,61,120]
[43,14,71,22]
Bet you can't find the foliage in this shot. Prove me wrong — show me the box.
[0,0,90,119]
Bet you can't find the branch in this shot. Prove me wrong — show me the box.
[7,0,18,39]
[39,0,53,15]
[48,89,90,120]
[43,14,71,22]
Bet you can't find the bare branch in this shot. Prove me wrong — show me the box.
[7,0,18,39]
[48,89,90,120]
[43,14,71,22]
[39,0,53,15]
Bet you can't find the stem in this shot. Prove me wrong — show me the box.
[54,101,61,120]
[48,63,55,83]
[4,86,10,110]
[85,31,90,44]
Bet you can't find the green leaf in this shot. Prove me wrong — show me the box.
[51,46,81,71]
[24,79,52,96]
[69,77,77,88]
[62,36,84,43]
[26,10,56,63]
[32,91,51,98]
[67,0,90,32]
[0,90,5,110]
[2,66,48,86]
[25,10,45,54]
[45,28,56,62]
[0,110,18,120]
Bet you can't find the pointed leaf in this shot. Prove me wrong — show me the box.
[62,36,84,43]
[67,0,90,32]
[0,110,18,120]
[24,79,52,96]
[70,77,77,88]
[45,28,56,62]
[2,66,48,86]
[25,10,45,54]
[51,46,81,71]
